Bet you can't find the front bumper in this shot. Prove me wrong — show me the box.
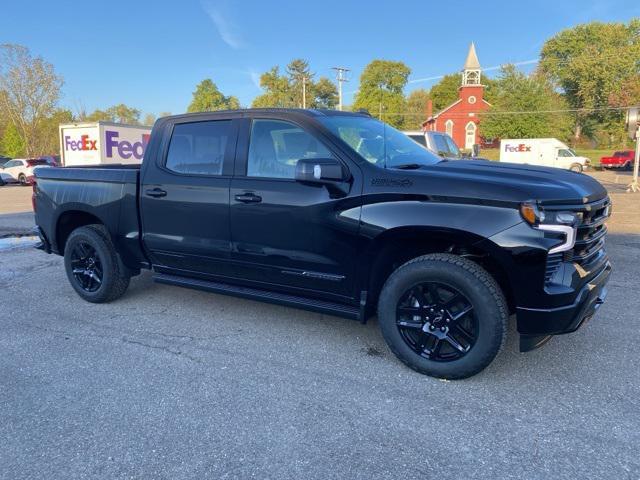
[517,261,611,352]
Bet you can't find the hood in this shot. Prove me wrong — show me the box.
[407,160,608,205]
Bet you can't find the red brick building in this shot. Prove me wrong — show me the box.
[423,43,491,150]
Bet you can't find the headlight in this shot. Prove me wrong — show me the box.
[520,202,579,254]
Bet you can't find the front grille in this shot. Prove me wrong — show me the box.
[544,197,610,283]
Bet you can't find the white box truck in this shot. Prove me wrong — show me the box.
[499,138,590,172]
[59,122,152,167]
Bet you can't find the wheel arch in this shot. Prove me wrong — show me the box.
[359,226,515,315]
[55,209,108,254]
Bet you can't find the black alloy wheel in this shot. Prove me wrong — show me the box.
[396,282,478,362]
[70,241,103,292]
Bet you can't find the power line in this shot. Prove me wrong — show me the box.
[372,105,638,117]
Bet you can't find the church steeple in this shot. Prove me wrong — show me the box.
[462,42,481,86]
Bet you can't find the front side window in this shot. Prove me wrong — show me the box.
[165,120,231,175]
[444,135,462,158]
[558,149,575,158]
[247,119,333,178]
[318,115,441,169]
[433,134,449,156]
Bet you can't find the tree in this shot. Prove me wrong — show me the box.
[187,79,240,112]
[0,44,63,156]
[405,89,430,129]
[105,103,141,124]
[1,122,26,157]
[143,113,156,126]
[312,77,338,109]
[540,20,640,140]
[252,59,339,109]
[428,74,461,112]
[480,65,573,141]
[85,109,112,122]
[38,109,73,154]
[353,60,411,128]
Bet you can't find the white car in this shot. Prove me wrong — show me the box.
[0,158,50,185]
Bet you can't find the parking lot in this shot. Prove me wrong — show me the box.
[0,171,639,479]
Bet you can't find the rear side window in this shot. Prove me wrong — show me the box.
[247,119,333,178]
[409,135,426,147]
[165,120,231,175]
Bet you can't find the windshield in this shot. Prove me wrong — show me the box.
[318,115,441,168]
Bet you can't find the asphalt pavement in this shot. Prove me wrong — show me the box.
[0,173,638,479]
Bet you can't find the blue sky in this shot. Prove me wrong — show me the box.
[2,0,638,116]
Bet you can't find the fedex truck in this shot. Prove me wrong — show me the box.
[499,138,590,172]
[59,122,152,167]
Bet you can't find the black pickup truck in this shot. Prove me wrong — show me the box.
[33,109,612,379]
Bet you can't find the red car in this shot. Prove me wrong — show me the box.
[600,150,635,170]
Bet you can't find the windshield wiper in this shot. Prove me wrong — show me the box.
[389,163,423,170]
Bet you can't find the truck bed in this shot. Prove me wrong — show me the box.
[34,165,145,269]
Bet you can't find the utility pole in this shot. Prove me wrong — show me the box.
[302,76,306,109]
[626,107,640,192]
[332,67,350,111]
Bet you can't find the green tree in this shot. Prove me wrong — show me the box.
[143,113,156,126]
[252,66,294,107]
[187,79,240,112]
[38,109,73,154]
[405,89,430,129]
[428,74,460,112]
[353,60,411,128]
[312,77,339,109]
[540,19,640,140]
[1,122,26,157]
[0,44,63,156]
[252,59,338,109]
[85,109,112,122]
[480,65,573,141]
[105,103,141,124]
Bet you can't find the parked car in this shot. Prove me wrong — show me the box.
[600,150,635,170]
[39,155,61,167]
[0,158,51,185]
[403,130,483,160]
[0,155,11,166]
[34,109,611,379]
[499,138,590,172]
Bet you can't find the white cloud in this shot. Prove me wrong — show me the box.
[248,69,262,90]
[201,1,245,49]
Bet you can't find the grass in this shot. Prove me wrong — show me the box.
[479,148,614,167]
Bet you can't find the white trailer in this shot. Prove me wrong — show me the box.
[59,122,152,167]
[499,138,590,172]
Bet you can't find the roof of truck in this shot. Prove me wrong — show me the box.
[161,108,372,121]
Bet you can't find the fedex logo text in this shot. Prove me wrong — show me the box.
[504,143,532,153]
[65,135,97,151]
[105,131,150,160]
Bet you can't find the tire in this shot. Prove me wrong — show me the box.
[18,174,28,185]
[625,162,632,172]
[64,224,130,303]
[377,253,507,380]
[569,163,583,173]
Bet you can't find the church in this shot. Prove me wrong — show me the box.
[422,43,492,150]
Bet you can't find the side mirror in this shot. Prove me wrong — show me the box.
[295,158,350,197]
[295,158,347,184]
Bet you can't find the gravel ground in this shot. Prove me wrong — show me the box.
[0,171,638,479]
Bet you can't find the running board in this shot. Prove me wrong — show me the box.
[154,273,361,321]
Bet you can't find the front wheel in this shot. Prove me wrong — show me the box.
[18,174,28,185]
[64,225,130,303]
[377,253,508,379]
[569,163,583,173]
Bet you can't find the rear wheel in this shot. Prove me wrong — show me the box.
[377,253,507,379]
[18,174,28,185]
[569,163,583,173]
[64,225,130,303]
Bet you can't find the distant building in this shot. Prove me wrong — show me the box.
[422,43,492,150]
